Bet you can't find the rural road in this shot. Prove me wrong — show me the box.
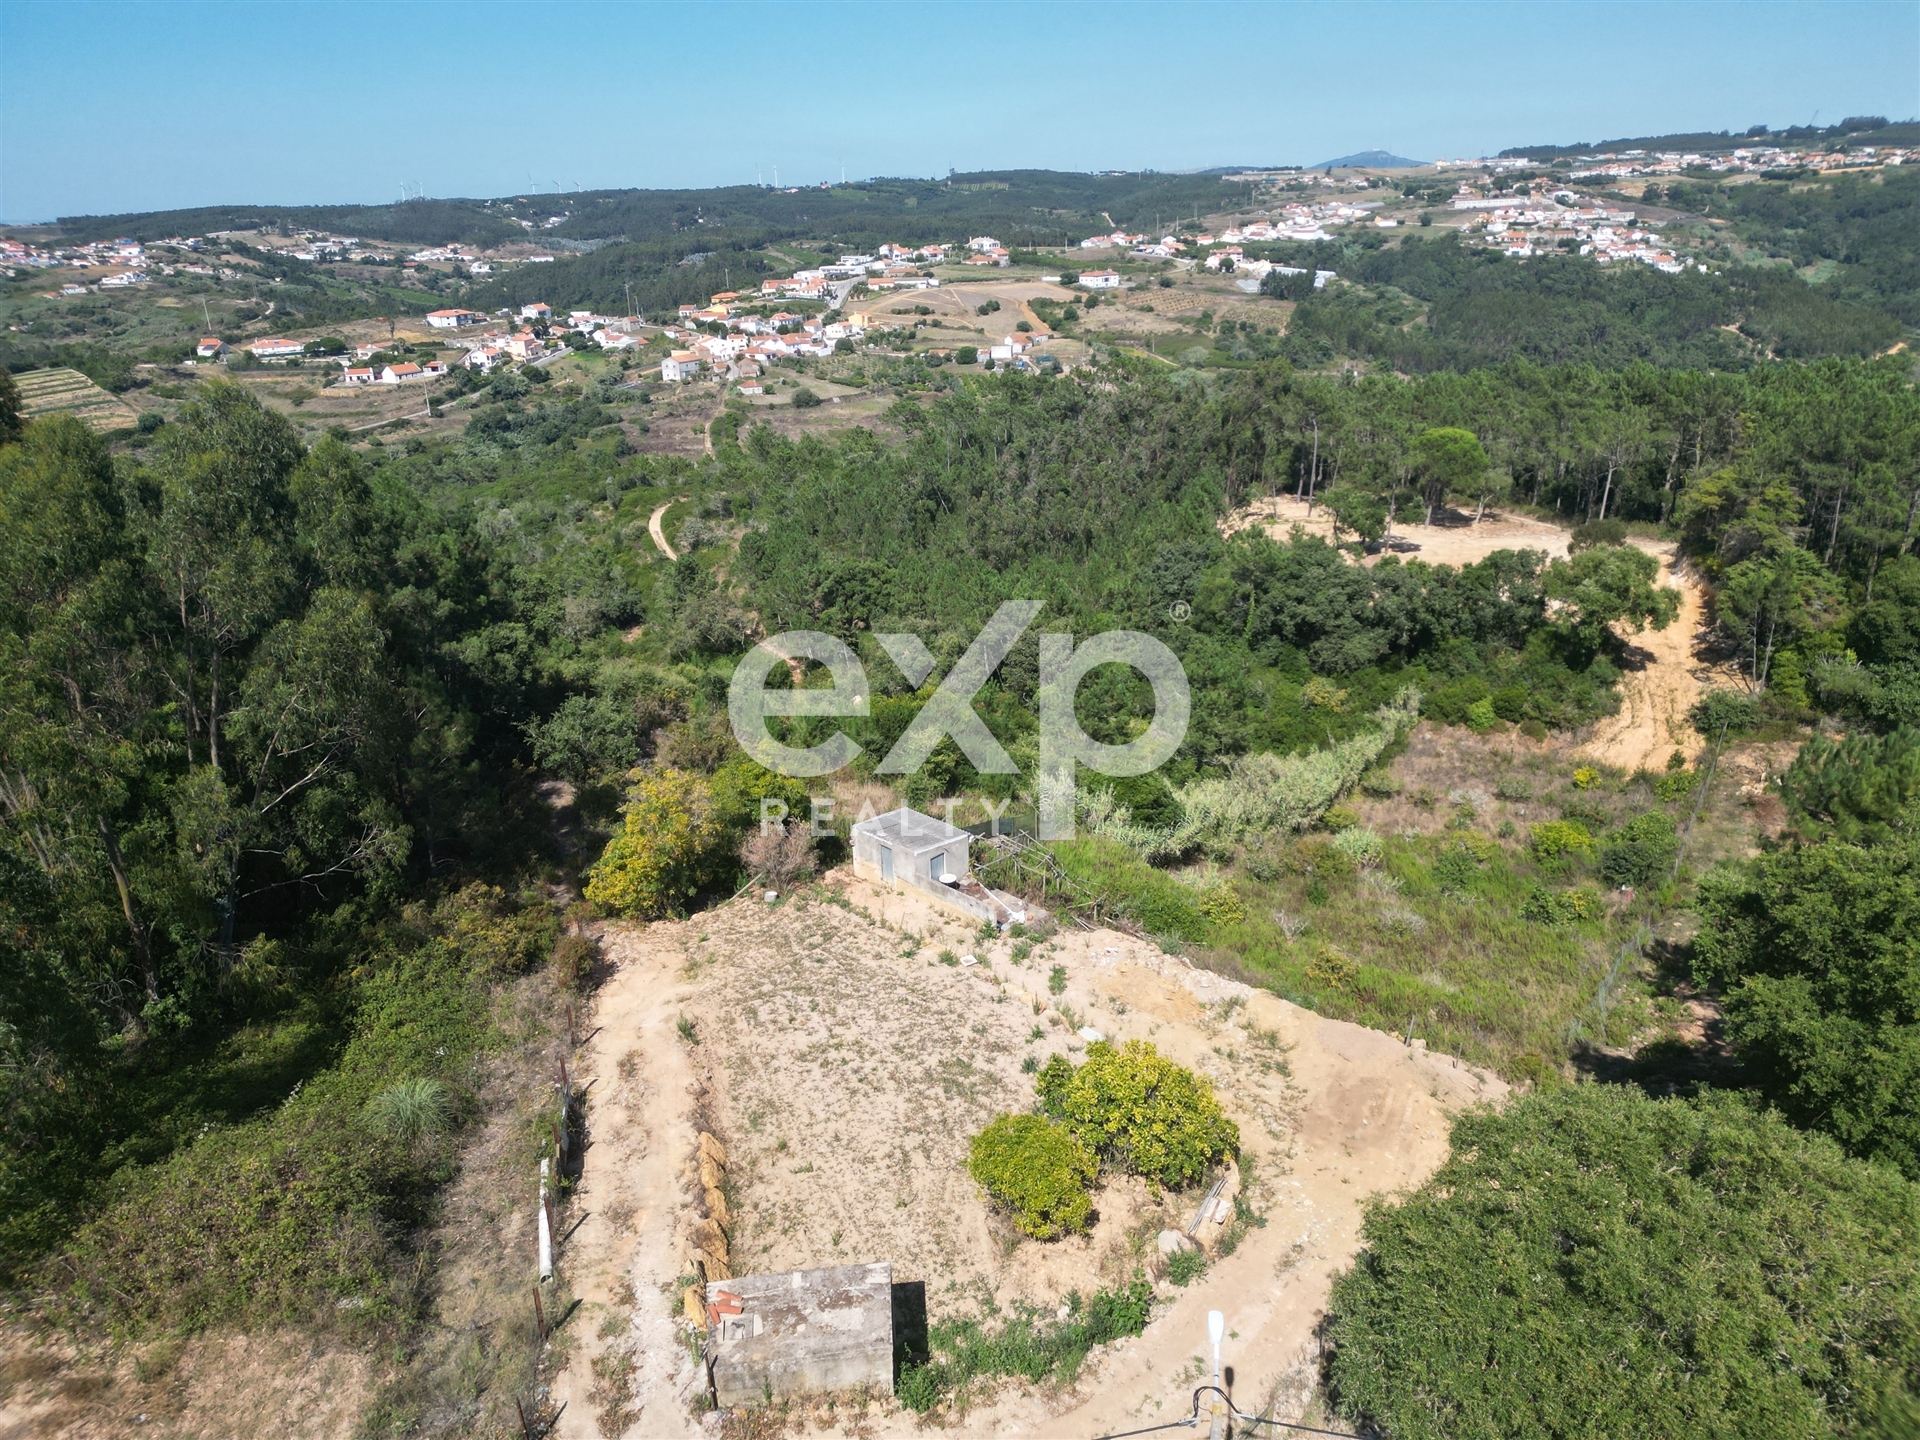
[648,498,683,560]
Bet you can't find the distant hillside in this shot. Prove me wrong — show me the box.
[1313,150,1425,169]
[41,198,521,248]
[1500,116,1920,161]
[18,170,1287,255]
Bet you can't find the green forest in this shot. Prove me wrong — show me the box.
[2,230,1920,1432]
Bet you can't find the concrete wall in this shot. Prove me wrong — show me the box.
[707,1264,893,1407]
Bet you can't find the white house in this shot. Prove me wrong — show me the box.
[519,302,552,320]
[1078,270,1122,289]
[660,351,702,382]
[248,337,307,361]
[465,347,503,372]
[426,308,482,328]
[339,367,375,386]
[379,363,423,383]
[195,337,225,358]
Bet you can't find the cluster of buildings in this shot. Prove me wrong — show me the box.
[657,294,875,384]
[1197,252,1335,286]
[1453,193,1695,272]
[1567,143,1917,180]
[1068,200,1377,265]
[1211,202,1377,244]
[759,243,951,300]
[1077,229,1191,259]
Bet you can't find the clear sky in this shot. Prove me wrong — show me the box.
[2,0,1915,222]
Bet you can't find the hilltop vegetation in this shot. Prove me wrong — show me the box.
[1,240,1919,1430]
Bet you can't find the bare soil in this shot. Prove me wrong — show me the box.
[1578,543,1711,771]
[1222,493,1574,567]
[1220,501,1717,771]
[549,871,1504,1438]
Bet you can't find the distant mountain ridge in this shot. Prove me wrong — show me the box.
[1313,150,1425,169]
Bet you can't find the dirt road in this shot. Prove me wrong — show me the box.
[548,924,708,1440]
[1578,540,1710,770]
[1223,500,1713,772]
[551,875,1505,1437]
[647,498,682,561]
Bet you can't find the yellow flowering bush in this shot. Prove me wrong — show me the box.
[585,769,730,917]
[1038,1040,1238,1188]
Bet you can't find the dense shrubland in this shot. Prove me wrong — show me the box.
[4,316,1919,1433]
[1325,1086,1920,1440]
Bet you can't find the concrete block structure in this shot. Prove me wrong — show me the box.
[706,1263,894,1406]
[848,807,1041,928]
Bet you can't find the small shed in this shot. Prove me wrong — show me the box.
[850,806,970,889]
[706,1263,894,1407]
[849,806,1042,929]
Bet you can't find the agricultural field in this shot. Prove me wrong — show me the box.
[12,366,138,430]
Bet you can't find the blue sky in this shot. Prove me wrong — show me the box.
[2,1,1915,221]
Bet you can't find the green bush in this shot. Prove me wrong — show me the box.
[1037,1041,1238,1188]
[584,769,731,917]
[1518,883,1602,926]
[1694,828,1920,1177]
[1653,768,1697,801]
[1464,697,1499,733]
[1431,842,1484,896]
[1325,1086,1920,1440]
[967,1114,1096,1239]
[1598,810,1679,887]
[1165,1248,1208,1285]
[1777,728,1920,844]
[1528,819,1595,864]
[58,888,553,1330]
[1049,837,1210,941]
[1331,827,1383,869]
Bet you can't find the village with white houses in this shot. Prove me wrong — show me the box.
[6,121,1910,433]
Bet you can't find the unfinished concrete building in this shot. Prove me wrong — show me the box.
[849,806,1040,928]
[705,1263,894,1406]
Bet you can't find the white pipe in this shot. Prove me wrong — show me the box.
[538,1158,553,1280]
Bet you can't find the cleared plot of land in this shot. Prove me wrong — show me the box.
[13,367,139,430]
[551,873,1501,1438]
[1222,493,1574,567]
[1221,498,1714,770]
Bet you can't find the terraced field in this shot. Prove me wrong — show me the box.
[14,367,138,430]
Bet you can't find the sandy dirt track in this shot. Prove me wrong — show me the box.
[1221,499,1713,773]
[551,872,1505,1438]
[1577,541,1710,771]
